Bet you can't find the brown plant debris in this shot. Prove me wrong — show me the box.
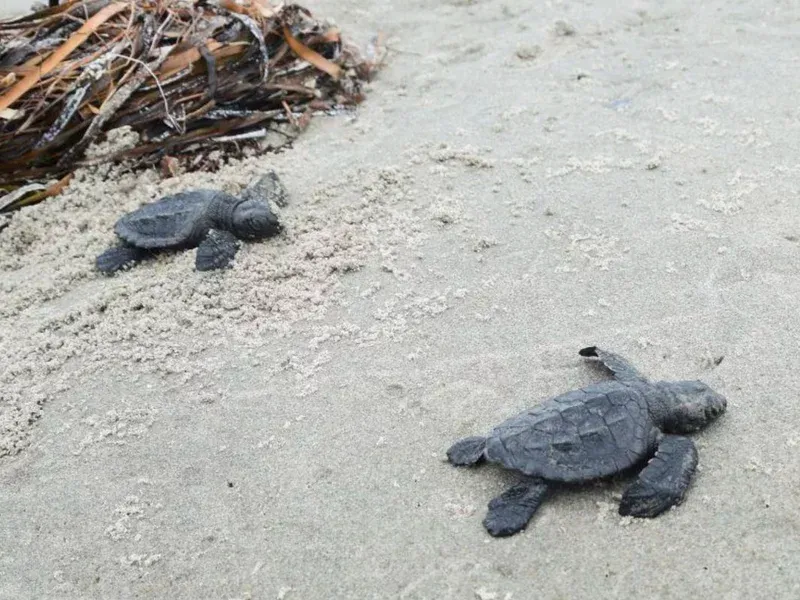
[0,0,383,211]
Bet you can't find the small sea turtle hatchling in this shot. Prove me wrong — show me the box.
[95,170,288,274]
[447,346,727,537]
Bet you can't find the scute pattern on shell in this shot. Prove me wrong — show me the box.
[115,190,224,249]
[485,380,655,482]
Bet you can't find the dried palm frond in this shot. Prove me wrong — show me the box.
[0,0,383,211]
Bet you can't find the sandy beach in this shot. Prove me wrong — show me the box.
[1,0,799,598]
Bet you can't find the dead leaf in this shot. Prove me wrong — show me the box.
[282,25,342,80]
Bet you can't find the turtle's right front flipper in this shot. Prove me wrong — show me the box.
[195,229,241,271]
[483,478,549,537]
[619,434,698,518]
[96,244,149,274]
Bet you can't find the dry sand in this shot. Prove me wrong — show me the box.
[2,0,800,598]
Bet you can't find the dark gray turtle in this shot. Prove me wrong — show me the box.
[447,346,727,537]
[96,170,288,274]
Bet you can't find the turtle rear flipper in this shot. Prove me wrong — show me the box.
[195,229,241,271]
[483,479,549,537]
[618,434,698,518]
[96,245,150,274]
[446,436,487,466]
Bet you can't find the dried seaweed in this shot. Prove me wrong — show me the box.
[0,0,383,212]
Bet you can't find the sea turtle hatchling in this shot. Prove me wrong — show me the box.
[447,346,727,537]
[95,170,288,274]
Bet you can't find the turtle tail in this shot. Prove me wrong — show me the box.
[446,436,487,466]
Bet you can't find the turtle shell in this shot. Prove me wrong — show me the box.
[115,190,229,249]
[484,380,658,483]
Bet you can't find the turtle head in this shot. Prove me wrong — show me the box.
[657,380,727,433]
[232,199,282,239]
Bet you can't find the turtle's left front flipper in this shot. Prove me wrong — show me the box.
[619,435,698,518]
[196,229,241,271]
[579,346,647,383]
[243,170,289,208]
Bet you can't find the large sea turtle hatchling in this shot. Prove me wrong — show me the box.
[95,170,288,274]
[447,346,727,537]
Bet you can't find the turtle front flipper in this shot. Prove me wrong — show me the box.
[242,170,289,208]
[195,229,241,271]
[483,478,549,537]
[96,244,150,274]
[579,346,647,382]
[446,436,487,466]
[618,434,698,518]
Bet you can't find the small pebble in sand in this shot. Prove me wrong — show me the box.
[646,156,662,170]
[516,45,543,61]
[554,19,577,36]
